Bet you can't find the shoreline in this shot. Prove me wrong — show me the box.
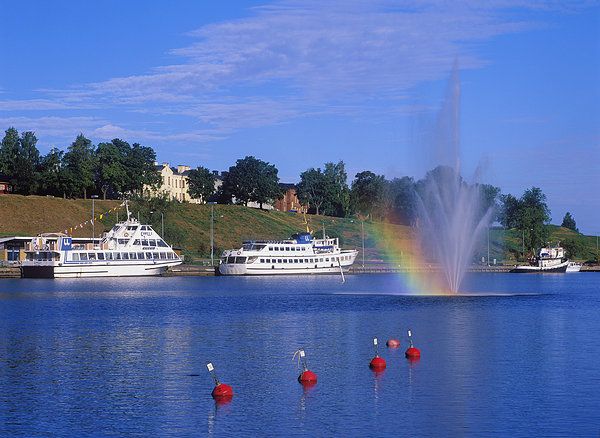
[2,264,599,278]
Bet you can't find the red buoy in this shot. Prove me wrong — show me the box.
[405,346,421,358]
[298,369,318,383]
[211,383,234,399]
[386,339,400,348]
[369,355,387,370]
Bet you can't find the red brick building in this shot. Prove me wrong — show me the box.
[275,183,307,213]
[0,174,13,194]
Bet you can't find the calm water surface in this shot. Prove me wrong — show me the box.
[0,273,598,437]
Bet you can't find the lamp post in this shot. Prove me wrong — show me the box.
[487,226,490,266]
[361,220,365,268]
[522,229,524,261]
[208,202,217,265]
[91,195,98,244]
[150,211,164,237]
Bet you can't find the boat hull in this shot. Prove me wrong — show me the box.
[22,261,181,278]
[219,265,353,275]
[219,254,357,276]
[510,261,569,273]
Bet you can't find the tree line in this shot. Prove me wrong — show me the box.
[2,127,581,254]
[0,128,159,199]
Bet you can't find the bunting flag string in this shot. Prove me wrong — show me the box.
[57,202,126,236]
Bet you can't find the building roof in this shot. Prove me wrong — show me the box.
[279,183,297,190]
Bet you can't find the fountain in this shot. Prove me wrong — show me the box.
[414,66,494,293]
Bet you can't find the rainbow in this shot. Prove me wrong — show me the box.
[369,217,452,295]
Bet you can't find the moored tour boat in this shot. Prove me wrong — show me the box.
[219,232,358,275]
[566,261,582,273]
[510,245,569,273]
[22,205,181,278]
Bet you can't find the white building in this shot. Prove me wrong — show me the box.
[146,162,201,203]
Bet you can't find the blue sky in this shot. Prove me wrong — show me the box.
[1,1,598,233]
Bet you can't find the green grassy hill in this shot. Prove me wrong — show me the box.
[1,195,597,264]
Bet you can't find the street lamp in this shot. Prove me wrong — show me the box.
[91,195,99,244]
[487,226,490,266]
[150,210,164,237]
[361,220,365,268]
[207,202,217,265]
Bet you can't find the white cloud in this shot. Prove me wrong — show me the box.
[1,0,594,140]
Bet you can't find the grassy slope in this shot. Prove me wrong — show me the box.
[1,195,597,263]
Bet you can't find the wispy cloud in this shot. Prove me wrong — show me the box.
[1,0,593,142]
[0,116,223,146]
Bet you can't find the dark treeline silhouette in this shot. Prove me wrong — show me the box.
[0,127,159,199]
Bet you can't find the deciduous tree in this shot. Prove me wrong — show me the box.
[63,134,96,199]
[187,166,216,202]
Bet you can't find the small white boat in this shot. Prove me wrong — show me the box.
[219,232,358,275]
[510,245,569,273]
[566,261,582,273]
[22,203,181,278]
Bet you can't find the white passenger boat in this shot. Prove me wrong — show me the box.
[510,245,569,273]
[218,232,358,275]
[22,205,181,278]
[566,261,582,273]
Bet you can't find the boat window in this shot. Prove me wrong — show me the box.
[87,253,95,260]
[158,240,168,247]
[106,253,113,260]
[115,253,122,260]
[235,257,246,264]
[126,226,137,231]
[133,239,141,246]
[80,253,88,261]
[146,252,153,259]
[140,226,147,231]
[167,253,173,259]
[285,247,290,251]
[128,252,135,259]
[326,258,329,262]
[149,239,157,247]
[141,239,149,247]
[135,252,142,259]
[283,259,288,263]
[260,259,265,263]
[118,239,128,245]
[269,247,273,251]
[98,253,105,260]
[277,259,282,264]
[122,253,129,260]
[72,253,80,261]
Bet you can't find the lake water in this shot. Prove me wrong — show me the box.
[0,273,598,437]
